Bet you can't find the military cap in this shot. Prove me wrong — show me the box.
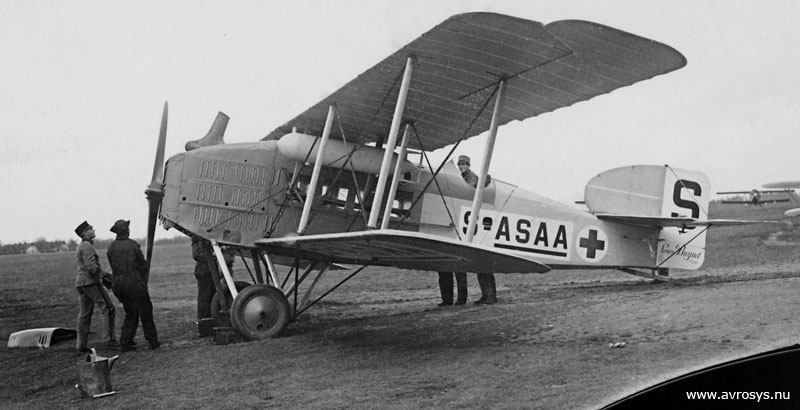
[110,219,130,234]
[74,221,92,238]
[457,155,471,165]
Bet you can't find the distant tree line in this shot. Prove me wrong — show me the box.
[0,236,191,255]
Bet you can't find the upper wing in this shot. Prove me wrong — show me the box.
[763,181,800,189]
[720,199,790,204]
[595,214,773,229]
[262,12,686,151]
[255,230,551,274]
[717,189,792,194]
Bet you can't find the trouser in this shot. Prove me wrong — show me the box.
[76,284,116,350]
[196,270,216,320]
[476,273,496,300]
[114,282,158,347]
[438,272,468,303]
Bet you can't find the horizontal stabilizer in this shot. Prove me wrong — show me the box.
[596,214,773,229]
[256,230,551,274]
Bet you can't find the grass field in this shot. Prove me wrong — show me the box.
[1,220,798,409]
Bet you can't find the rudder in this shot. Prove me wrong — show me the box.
[584,165,710,270]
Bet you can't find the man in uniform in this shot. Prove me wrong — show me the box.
[191,237,236,322]
[73,221,116,352]
[191,237,215,321]
[457,155,479,188]
[456,156,498,305]
[106,219,160,351]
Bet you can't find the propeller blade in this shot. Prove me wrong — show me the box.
[148,101,168,192]
[144,101,168,271]
[145,190,161,279]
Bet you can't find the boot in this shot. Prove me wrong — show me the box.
[437,272,454,306]
[454,272,468,305]
[475,273,496,305]
[475,273,487,304]
[480,274,497,305]
[480,295,498,305]
[103,305,116,344]
[76,331,90,353]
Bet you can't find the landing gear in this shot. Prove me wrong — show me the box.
[210,281,251,327]
[230,284,291,340]
[206,242,355,339]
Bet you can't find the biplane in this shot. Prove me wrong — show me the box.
[717,182,800,217]
[142,12,746,339]
[763,181,800,217]
[716,189,792,206]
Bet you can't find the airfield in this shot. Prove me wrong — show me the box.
[1,215,798,409]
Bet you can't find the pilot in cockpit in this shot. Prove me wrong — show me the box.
[457,155,491,188]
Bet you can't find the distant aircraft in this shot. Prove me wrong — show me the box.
[717,182,800,217]
[142,13,753,339]
[716,189,792,206]
[763,181,800,217]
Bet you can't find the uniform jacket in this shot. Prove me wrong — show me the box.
[107,237,148,288]
[461,169,491,188]
[75,240,106,288]
[462,169,479,188]
[192,238,211,279]
[191,238,234,279]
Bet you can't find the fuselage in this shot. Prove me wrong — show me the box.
[160,140,703,271]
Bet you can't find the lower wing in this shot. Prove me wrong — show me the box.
[255,230,551,274]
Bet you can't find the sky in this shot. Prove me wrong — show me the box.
[2,0,799,244]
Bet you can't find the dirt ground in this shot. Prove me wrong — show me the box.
[1,221,798,409]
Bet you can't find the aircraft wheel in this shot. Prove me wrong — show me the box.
[210,281,251,327]
[230,284,290,339]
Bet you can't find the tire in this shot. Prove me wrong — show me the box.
[210,281,251,327]
[230,284,291,339]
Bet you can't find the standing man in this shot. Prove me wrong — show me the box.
[457,155,498,305]
[106,219,160,351]
[437,272,468,306]
[191,237,215,321]
[73,221,116,352]
[191,238,237,325]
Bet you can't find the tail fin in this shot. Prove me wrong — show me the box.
[585,165,710,270]
[656,167,710,270]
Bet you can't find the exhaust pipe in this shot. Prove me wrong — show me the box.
[185,112,229,151]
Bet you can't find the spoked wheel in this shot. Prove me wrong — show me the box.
[230,284,291,339]
[210,281,251,327]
